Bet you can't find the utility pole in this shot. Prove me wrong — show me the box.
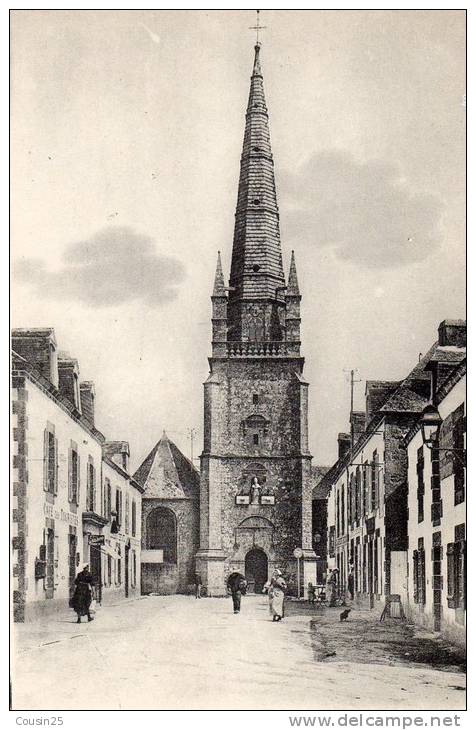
[344,368,362,449]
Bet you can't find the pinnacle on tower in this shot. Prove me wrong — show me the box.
[212,251,226,296]
[287,251,301,296]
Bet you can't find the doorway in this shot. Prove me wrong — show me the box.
[90,544,102,603]
[245,548,268,593]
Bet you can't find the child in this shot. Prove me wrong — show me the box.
[307,582,316,605]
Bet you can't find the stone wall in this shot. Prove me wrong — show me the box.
[141,498,199,595]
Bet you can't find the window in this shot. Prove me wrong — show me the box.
[86,460,96,512]
[439,403,465,505]
[341,487,345,534]
[328,526,336,558]
[107,555,112,585]
[115,489,123,527]
[362,463,369,515]
[356,469,361,525]
[413,538,426,605]
[253,433,259,445]
[447,525,466,609]
[69,446,80,504]
[125,495,130,533]
[371,451,378,512]
[417,446,425,523]
[131,500,137,537]
[146,507,177,563]
[103,478,111,518]
[43,428,58,495]
[253,394,259,405]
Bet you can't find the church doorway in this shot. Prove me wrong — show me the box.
[245,548,268,593]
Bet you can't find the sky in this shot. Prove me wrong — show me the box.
[11,9,466,473]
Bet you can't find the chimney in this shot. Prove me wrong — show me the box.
[80,382,95,425]
[365,381,400,427]
[438,319,466,347]
[338,433,351,460]
[11,328,58,387]
[350,411,366,443]
[103,441,130,472]
[57,354,81,411]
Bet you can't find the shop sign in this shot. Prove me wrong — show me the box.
[43,502,79,527]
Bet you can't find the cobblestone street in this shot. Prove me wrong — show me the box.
[12,595,466,711]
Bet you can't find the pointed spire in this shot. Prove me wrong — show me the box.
[287,251,300,296]
[227,43,285,339]
[212,251,226,296]
[252,43,262,77]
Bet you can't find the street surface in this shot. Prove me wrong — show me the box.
[12,595,466,711]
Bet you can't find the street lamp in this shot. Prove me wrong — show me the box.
[420,404,442,447]
[420,404,465,465]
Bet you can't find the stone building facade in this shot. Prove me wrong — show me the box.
[405,321,466,645]
[196,44,317,597]
[323,320,466,622]
[134,433,200,595]
[11,328,143,621]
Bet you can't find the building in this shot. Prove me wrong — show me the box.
[405,320,466,645]
[134,432,200,595]
[323,320,466,621]
[311,466,330,585]
[196,43,317,597]
[11,328,143,620]
[100,442,144,604]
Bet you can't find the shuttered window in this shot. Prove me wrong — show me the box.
[416,446,425,523]
[43,428,58,495]
[413,541,426,605]
[68,446,80,504]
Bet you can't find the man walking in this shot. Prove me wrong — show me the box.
[228,574,247,614]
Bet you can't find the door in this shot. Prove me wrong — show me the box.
[245,548,268,593]
[90,544,102,603]
[68,534,77,601]
[125,545,130,598]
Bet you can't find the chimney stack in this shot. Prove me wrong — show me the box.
[11,328,58,387]
[57,354,81,411]
[338,433,351,460]
[438,319,466,348]
[80,382,95,425]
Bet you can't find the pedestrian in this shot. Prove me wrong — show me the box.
[195,572,202,599]
[270,570,287,622]
[307,582,316,605]
[263,571,278,616]
[71,564,95,623]
[228,574,247,614]
[347,565,355,601]
[326,568,338,607]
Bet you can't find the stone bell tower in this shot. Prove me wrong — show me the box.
[196,43,316,596]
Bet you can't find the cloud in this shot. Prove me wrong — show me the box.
[15,226,186,307]
[281,150,444,269]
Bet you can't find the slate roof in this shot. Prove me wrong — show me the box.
[312,465,331,499]
[228,43,286,308]
[133,432,200,500]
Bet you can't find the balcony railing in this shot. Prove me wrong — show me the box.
[226,340,293,357]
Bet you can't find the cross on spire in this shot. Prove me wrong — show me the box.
[249,9,266,46]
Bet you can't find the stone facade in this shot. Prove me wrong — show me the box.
[134,433,200,595]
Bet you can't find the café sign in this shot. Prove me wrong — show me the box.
[43,502,79,527]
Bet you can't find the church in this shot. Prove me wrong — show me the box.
[196,42,317,596]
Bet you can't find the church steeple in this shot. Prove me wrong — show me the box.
[227,43,286,342]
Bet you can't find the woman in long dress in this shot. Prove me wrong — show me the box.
[325,569,338,607]
[270,570,286,622]
[71,564,95,623]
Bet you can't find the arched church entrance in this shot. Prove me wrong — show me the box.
[245,548,268,593]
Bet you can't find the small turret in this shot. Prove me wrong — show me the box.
[285,251,301,353]
[211,251,228,356]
